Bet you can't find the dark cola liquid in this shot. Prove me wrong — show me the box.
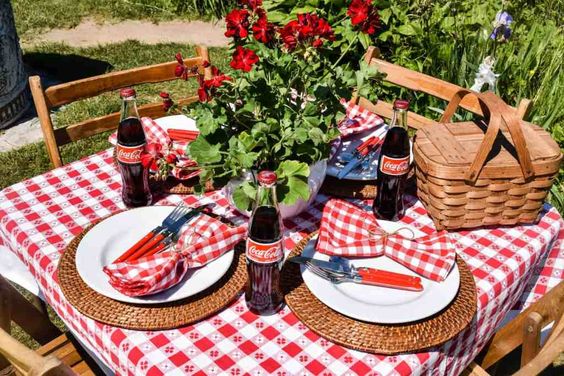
[245,206,284,315]
[373,127,410,221]
[117,117,151,207]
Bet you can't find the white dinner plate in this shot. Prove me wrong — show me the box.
[154,114,198,133]
[75,206,234,304]
[300,221,460,324]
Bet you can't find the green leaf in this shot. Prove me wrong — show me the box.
[358,32,371,49]
[232,181,256,212]
[275,160,310,205]
[397,24,417,36]
[380,8,392,24]
[188,137,222,164]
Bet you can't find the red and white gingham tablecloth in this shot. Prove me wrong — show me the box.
[0,149,562,376]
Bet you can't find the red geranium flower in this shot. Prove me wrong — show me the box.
[297,13,335,45]
[204,66,232,88]
[174,52,189,80]
[280,20,300,50]
[347,0,380,35]
[159,91,174,111]
[165,153,178,164]
[141,143,163,171]
[239,0,262,10]
[225,9,250,38]
[252,16,275,44]
[198,86,210,102]
[230,46,259,72]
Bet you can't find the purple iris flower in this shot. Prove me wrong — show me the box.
[490,11,513,41]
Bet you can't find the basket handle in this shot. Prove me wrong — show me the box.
[440,89,534,183]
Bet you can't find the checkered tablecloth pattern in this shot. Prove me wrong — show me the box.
[0,149,562,376]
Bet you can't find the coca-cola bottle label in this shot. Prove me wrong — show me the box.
[380,155,410,176]
[116,143,145,164]
[246,238,283,264]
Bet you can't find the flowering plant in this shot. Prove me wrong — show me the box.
[182,0,382,210]
[471,10,514,92]
[141,143,181,181]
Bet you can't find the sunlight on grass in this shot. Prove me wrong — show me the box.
[0,42,229,190]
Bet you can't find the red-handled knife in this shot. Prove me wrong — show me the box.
[288,256,423,292]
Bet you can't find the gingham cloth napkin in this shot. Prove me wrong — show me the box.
[109,117,199,180]
[103,215,247,297]
[338,98,385,137]
[316,199,456,281]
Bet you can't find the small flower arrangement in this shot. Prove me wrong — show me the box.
[471,10,514,92]
[178,0,382,210]
[141,143,180,181]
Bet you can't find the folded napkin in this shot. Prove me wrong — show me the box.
[103,215,247,297]
[109,117,200,180]
[317,199,455,282]
[338,99,385,137]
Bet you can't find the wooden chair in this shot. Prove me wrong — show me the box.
[462,281,563,375]
[29,46,212,168]
[0,275,102,375]
[356,46,532,129]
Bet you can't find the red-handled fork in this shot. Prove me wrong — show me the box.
[112,205,188,263]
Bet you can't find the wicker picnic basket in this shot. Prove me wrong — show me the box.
[414,89,562,230]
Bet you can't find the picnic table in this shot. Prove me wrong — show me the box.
[0,148,562,375]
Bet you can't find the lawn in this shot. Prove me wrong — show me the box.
[12,0,235,39]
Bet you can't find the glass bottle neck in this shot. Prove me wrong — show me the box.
[256,184,278,208]
[391,108,408,130]
[120,97,139,121]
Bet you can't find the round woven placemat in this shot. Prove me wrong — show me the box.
[58,219,247,330]
[281,232,477,354]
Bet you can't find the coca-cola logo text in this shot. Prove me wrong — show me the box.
[380,155,410,176]
[116,144,145,164]
[247,239,283,263]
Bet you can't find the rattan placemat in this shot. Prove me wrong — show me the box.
[281,232,477,354]
[58,219,247,330]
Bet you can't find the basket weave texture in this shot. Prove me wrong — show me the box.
[414,90,562,230]
[58,216,247,330]
[282,232,477,354]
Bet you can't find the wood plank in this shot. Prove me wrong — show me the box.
[54,96,198,145]
[514,332,564,376]
[421,123,470,165]
[461,361,490,376]
[29,76,63,168]
[72,360,94,375]
[357,97,436,129]
[370,58,486,115]
[37,334,69,356]
[45,57,203,107]
[480,281,563,369]
[7,293,60,345]
[521,312,542,366]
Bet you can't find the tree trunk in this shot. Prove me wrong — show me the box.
[0,0,29,129]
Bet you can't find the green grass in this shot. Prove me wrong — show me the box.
[12,0,236,39]
[0,41,229,190]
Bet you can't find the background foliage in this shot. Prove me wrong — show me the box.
[9,0,564,211]
[261,0,564,212]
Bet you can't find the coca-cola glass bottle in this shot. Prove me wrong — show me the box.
[373,99,411,221]
[245,170,284,315]
[116,88,152,207]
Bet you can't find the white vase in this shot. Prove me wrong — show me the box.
[224,160,327,220]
